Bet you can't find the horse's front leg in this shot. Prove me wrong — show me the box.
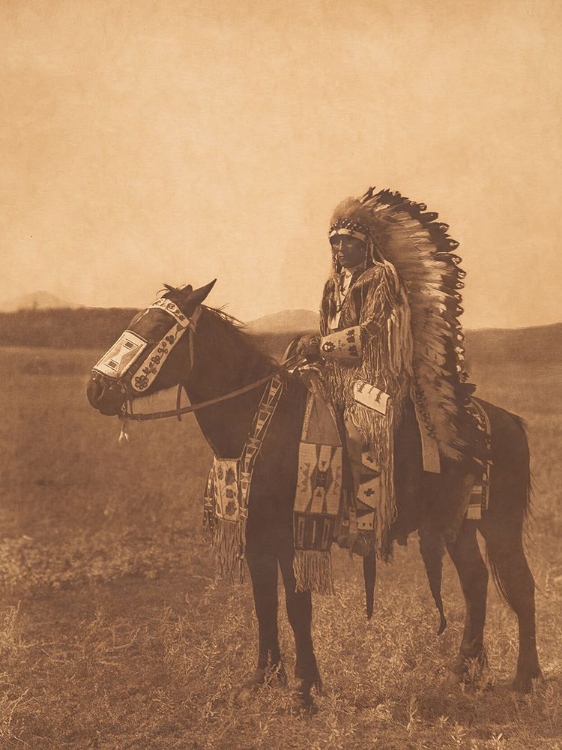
[237,549,286,699]
[278,548,321,711]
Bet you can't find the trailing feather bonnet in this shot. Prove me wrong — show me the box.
[325,187,472,461]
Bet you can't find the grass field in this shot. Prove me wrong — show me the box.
[0,346,561,748]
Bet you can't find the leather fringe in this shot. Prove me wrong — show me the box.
[213,517,247,584]
[317,266,412,556]
[294,549,334,594]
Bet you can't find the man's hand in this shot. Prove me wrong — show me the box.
[295,334,321,360]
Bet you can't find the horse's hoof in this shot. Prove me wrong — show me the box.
[233,668,266,703]
[444,669,463,689]
[290,679,317,716]
[510,671,544,694]
[291,702,317,717]
[269,663,288,686]
[450,657,467,677]
[313,677,324,696]
[290,693,316,717]
[450,652,487,679]
[444,654,488,692]
[233,664,288,704]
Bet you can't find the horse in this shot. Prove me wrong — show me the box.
[86,280,542,708]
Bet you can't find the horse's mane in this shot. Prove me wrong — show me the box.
[205,305,246,331]
[161,285,278,378]
[202,305,278,374]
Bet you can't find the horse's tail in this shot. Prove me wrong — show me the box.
[498,410,534,530]
[485,406,533,604]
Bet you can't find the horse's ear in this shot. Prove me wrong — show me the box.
[188,279,216,307]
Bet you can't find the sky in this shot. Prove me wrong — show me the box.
[1,0,561,328]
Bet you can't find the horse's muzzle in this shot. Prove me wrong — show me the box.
[87,372,127,416]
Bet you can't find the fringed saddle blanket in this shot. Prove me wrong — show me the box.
[203,375,493,591]
[294,380,399,594]
[293,388,343,595]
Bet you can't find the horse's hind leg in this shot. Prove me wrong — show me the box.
[240,550,286,696]
[481,516,542,692]
[278,549,321,709]
[446,521,489,679]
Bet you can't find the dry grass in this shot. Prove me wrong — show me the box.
[0,347,560,748]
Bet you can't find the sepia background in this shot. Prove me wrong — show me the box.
[1,1,561,748]
[2,0,562,327]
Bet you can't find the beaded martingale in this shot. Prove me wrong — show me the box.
[203,374,285,583]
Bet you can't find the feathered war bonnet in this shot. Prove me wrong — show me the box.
[328,187,472,461]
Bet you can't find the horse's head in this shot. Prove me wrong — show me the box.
[87,280,216,416]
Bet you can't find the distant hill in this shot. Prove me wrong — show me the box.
[465,322,562,364]
[249,314,562,365]
[0,291,79,312]
[248,309,319,334]
[0,305,559,366]
[0,307,138,350]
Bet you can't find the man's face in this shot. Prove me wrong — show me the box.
[330,234,367,269]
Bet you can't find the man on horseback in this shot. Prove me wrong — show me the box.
[86,209,542,696]
[295,188,480,559]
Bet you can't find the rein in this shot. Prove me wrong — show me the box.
[120,352,305,423]
[121,370,285,422]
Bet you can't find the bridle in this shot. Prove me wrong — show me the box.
[92,296,304,427]
[92,296,198,405]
